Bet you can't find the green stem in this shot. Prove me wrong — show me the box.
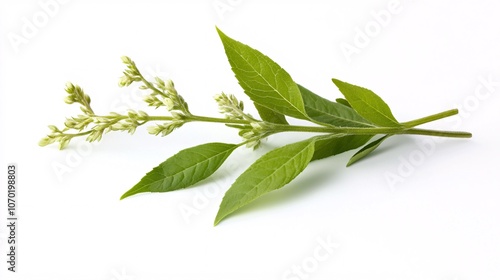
[271,124,471,138]
[145,116,173,121]
[401,128,471,138]
[140,113,471,138]
[62,131,92,137]
[267,108,471,138]
[92,114,249,125]
[94,110,471,140]
[187,115,249,125]
[401,109,458,128]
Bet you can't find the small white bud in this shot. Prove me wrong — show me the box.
[165,79,175,92]
[58,137,71,150]
[110,123,128,131]
[121,56,132,65]
[119,75,132,87]
[241,131,254,139]
[64,118,78,128]
[143,95,155,103]
[214,93,224,102]
[64,95,75,104]
[250,122,263,130]
[94,117,109,123]
[128,126,137,134]
[48,125,59,133]
[147,125,161,135]
[171,111,184,120]
[38,137,55,147]
[155,77,165,88]
[65,82,75,93]
[127,110,138,119]
[161,125,175,137]
[137,110,148,118]
[86,130,103,142]
[163,98,175,110]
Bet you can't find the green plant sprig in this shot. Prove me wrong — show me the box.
[40,28,471,225]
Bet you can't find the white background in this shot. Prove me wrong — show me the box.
[1,0,499,279]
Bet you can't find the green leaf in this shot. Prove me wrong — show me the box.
[332,79,401,127]
[347,135,391,166]
[214,138,316,225]
[217,28,307,120]
[335,98,351,108]
[298,84,374,127]
[121,143,238,199]
[312,134,373,161]
[254,103,288,124]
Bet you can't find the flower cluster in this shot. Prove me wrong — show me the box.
[238,122,270,149]
[214,93,269,148]
[151,78,189,113]
[118,56,190,136]
[106,110,149,134]
[147,120,184,136]
[40,56,273,150]
[38,125,72,149]
[214,92,247,120]
[63,82,93,115]
[41,80,149,149]
[41,110,152,149]
[118,56,142,87]
[40,58,196,149]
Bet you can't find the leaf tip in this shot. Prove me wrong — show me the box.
[331,78,342,86]
[331,78,347,92]
[213,210,226,226]
[119,188,137,200]
[345,156,361,167]
[215,26,227,39]
[119,192,130,200]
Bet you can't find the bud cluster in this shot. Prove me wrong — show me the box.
[64,82,94,115]
[238,122,269,149]
[213,93,269,147]
[147,120,184,137]
[142,76,189,136]
[117,56,189,137]
[153,78,189,112]
[39,107,151,149]
[214,93,252,121]
[118,56,142,87]
[40,56,272,150]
